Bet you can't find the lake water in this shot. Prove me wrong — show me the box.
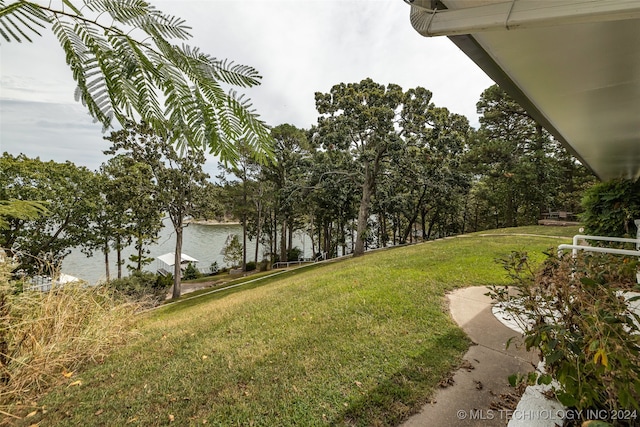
[63,221,313,284]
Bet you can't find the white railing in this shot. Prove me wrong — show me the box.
[558,234,640,283]
[24,282,53,292]
[558,234,640,257]
[271,260,310,269]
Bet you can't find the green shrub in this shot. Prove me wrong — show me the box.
[488,251,640,424]
[182,262,201,280]
[245,261,256,271]
[108,271,171,305]
[209,261,219,275]
[287,247,302,262]
[581,178,640,238]
[258,260,270,271]
[222,235,242,268]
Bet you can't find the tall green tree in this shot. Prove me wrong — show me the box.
[468,84,593,228]
[315,79,403,257]
[390,91,472,242]
[104,122,209,299]
[1,0,272,161]
[261,124,310,262]
[85,155,163,280]
[306,148,359,257]
[0,153,100,274]
[81,171,119,281]
[217,139,261,271]
[222,234,242,269]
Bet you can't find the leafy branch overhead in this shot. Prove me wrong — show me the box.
[0,0,273,164]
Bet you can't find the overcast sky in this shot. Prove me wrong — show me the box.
[0,0,494,175]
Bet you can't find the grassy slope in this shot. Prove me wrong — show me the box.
[26,227,577,427]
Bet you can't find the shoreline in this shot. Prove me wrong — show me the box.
[186,219,241,226]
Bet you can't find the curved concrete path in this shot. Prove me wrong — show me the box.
[402,287,538,427]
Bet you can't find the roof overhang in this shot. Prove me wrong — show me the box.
[405,0,640,181]
[157,253,199,267]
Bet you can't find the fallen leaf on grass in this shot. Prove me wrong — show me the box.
[68,380,82,387]
[354,381,362,388]
[62,370,74,378]
[95,409,104,416]
[169,414,175,422]
[26,410,38,418]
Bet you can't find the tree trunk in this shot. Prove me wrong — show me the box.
[172,222,183,299]
[254,225,260,265]
[136,229,143,271]
[242,182,248,270]
[354,166,375,257]
[393,219,399,244]
[507,192,517,227]
[340,218,347,257]
[116,235,122,279]
[324,222,331,258]
[271,211,277,265]
[473,199,479,232]
[103,243,110,282]
[402,215,418,244]
[427,209,440,240]
[242,213,247,271]
[254,202,262,265]
[461,196,469,235]
[288,222,293,254]
[309,215,316,259]
[280,217,287,262]
[350,220,355,254]
[421,209,427,240]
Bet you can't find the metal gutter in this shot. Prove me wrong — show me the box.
[408,0,640,37]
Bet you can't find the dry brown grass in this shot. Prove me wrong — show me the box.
[0,261,141,420]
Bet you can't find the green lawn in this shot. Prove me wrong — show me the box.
[23,227,576,426]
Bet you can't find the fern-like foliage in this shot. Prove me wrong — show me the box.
[0,0,49,42]
[1,0,274,165]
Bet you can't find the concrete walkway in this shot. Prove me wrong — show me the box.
[402,287,539,427]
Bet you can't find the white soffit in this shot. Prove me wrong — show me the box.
[407,0,640,180]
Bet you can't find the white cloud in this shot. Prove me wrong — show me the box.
[0,0,494,170]
[0,99,108,170]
